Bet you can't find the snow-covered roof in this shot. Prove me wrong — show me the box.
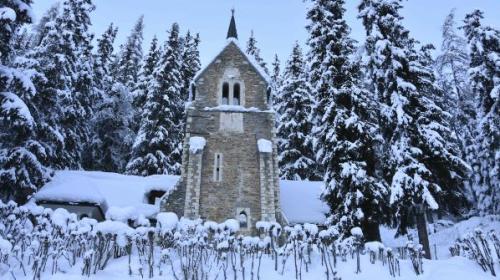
[280,180,328,225]
[34,171,179,218]
[34,171,328,225]
[193,38,271,84]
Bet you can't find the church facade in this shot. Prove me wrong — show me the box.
[161,13,283,232]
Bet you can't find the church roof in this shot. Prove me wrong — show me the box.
[193,12,271,84]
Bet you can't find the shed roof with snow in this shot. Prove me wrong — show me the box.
[34,171,328,225]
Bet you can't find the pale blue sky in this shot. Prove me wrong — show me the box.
[31,0,500,66]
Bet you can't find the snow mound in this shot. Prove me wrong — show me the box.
[0,7,16,21]
[34,170,179,214]
[257,139,272,153]
[189,136,206,153]
[156,212,179,233]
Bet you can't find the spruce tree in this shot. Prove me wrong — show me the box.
[134,36,161,132]
[92,82,134,172]
[24,0,97,169]
[276,42,317,181]
[307,0,387,241]
[126,23,183,176]
[246,31,269,74]
[0,0,52,202]
[180,31,201,103]
[270,54,281,109]
[462,10,499,215]
[87,23,134,172]
[115,15,144,92]
[359,0,468,254]
[436,12,476,204]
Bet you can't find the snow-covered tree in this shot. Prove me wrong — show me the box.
[306,0,387,241]
[462,10,500,215]
[115,15,144,92]
[359,0,468,252]
[276,42,317,181]
[180,31,201,103]
[270,54,281,109]
[86,23,133,172]
[133,35,161,132]
[246,30,269,74]
[93,23,118,94]
[126,23,183,176]
[91,83,134,172]
[436,11,476,205]
[37,0,96,169]
[0,0,52,202]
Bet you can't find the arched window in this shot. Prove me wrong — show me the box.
[191,84,196,101]
[222,83,229,105]
[266,87,271,104]
[233,83,240,105]
[238,212,248,228]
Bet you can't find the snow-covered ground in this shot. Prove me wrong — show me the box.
[1,199,498,280]
[14,251,493,280]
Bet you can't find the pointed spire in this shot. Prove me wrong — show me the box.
[226,9,238,40]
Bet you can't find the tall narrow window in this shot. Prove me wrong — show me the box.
[266,87,271,104]
[191,84,196,101]
[222,83,229,105]
[214,153,222,181]
[233,83,240,105]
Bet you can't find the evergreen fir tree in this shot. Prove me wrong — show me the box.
[0,0,52,202]
[276,42,317,181]
[180,31,201,103]
[92,82,134,172]
[436,12,476,201]
[94,23,118,94]
[134,35,161,133]
[306,0,387,241]
[462,10,500,215]
[87,23,133,172]
[126,23,183,176]
[359,0,468,252]
[246,30,269,74]
[270,54,281,110]
[115,15,144,92]
[26,0,96,169]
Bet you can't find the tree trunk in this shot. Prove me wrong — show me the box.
[361,219,381,242]
[416,204,431,259]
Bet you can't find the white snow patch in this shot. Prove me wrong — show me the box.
[156,212,179,233]
[280,180,328,224]
[0,7,16,21]
[34,170,179,214]
[189,136,206,153]
[204,105,272,113]
[257,139,272,153]
[350,227,363,237]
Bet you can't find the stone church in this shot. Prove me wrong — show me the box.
[34,12,327,231]
[161,12,283,232]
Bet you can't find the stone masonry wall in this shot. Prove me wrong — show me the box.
[178,41,281,229]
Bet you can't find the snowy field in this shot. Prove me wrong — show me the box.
[1,200,498,280]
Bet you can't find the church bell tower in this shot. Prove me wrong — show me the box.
[162,11,281,232]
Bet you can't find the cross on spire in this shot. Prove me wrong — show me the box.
[226,9,238,39]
